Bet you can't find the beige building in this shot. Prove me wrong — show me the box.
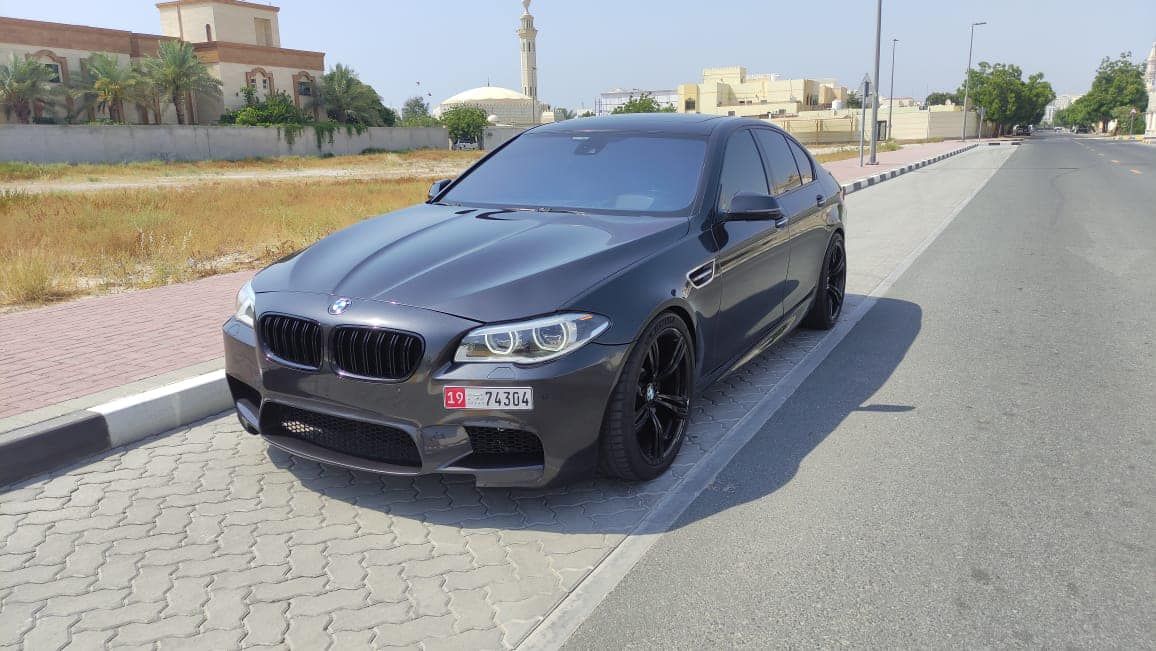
[0,0,324,125]
[678,66,848,118]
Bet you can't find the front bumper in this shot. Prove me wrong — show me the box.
[223,292,628,487]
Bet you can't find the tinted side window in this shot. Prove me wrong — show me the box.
[753,130,802,195]
[787,139,814,185]
[717,130,769,213]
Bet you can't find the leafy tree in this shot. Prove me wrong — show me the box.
[924,91,959,106]
[0,53,60,124]
[377,105,398,127]
[611,92,677,114]
[958,62,1054,135]
[78,53,140,123]
[440,105,488,143]
[845,90,863,109]
[578,110,595,118]
[402,95,431,121]
[1067,53,1148,132]
[227,91,308,126]
[552,107,576,121]
[1111,105,1145,135]
[142,40,221,125]
[320,64,386,127]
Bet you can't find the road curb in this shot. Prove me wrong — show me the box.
[0,370,228,486]
[841,143,979,195]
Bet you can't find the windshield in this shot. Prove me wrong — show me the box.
[439,131,708,214]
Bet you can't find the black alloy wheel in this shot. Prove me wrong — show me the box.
[803,232,847,330]
[600,313,694,481]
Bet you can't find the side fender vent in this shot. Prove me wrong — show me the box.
[687,260,716,289]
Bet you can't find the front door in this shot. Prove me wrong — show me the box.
[707,129,792,373]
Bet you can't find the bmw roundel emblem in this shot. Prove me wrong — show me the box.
[328,297,352,315]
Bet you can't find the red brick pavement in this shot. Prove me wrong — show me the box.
[0,140,981,420]
[0,271,252,419]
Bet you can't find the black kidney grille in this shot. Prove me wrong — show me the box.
[260,314,323,369]
[333,327,423,380]
[465,427,544,461]
[262,403,420,467]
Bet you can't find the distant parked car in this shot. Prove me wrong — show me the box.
[1012,125,1031,136]
[223,114,848,487]
[1075,125,1089,134]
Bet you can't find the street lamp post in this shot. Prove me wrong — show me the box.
[868,0,883,164]
[960,21,986,141]
[887,38,898,142]
[859,74,871,166]
[1128,107,1138,137]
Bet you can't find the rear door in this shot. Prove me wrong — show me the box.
[708,129,791,372]
[752,130,827,314]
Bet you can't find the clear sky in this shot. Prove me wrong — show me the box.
[2,0,1153,110]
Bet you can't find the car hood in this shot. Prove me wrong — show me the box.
[252,203,688,322]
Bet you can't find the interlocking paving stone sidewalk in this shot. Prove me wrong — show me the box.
[0,304,846,648]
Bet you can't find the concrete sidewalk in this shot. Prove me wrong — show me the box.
[0,139,985,431]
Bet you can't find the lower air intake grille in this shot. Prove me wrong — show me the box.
[464,427,543,466]
[262,403,420,467]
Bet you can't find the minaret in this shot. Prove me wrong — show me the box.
[517,0,539,121]
[1146,42,1156,90]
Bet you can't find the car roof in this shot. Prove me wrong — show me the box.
[531,113,773,136]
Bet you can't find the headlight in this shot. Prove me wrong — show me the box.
[454,313,610,364]
[234,280,256,327]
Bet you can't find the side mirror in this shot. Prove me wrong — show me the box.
[427,179,452,201]
[725,192,782,221]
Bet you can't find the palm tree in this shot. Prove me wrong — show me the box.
[81,53,140,123]
[142,40,221,125]
[0,53,58,124]
[320,64,385,127]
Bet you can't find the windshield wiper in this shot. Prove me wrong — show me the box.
[524,206,586,215]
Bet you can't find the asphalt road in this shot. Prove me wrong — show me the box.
[564,134,1156,648]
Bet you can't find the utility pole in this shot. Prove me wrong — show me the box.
[868,0,883,163]
[1128,107,1137,137]
[859,74,870,166]
[887,38,898,142]
[960,21,986,141]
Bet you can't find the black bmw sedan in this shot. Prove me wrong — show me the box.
[223,114,846,487]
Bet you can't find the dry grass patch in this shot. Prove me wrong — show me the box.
[812,140,902,164]
[0,178,431,307]
[0,149,482,184]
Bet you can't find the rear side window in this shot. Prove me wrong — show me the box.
[717,130,769,213]
[787,139,815,185]
[753,130,802,195]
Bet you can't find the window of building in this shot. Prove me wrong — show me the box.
[205,24,213,41]
[753,130,803,195]
[43,62,62,84]
[684,98,696,112]
[254,18,273,46]
[297,80,312,97]
[717,130,768,213]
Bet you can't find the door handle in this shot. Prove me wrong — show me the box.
[816,194,824,208]
[774,216,789,230]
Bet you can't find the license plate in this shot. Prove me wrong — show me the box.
[443,386,533,410]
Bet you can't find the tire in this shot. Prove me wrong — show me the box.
[802,232,847,330]
[599,313,694,481]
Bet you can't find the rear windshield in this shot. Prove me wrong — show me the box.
[439,131,708,214]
